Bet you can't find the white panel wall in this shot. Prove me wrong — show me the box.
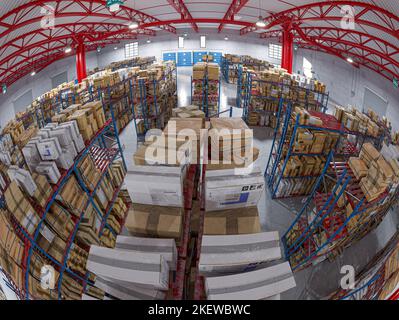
[294,49,399,130]
[0,30,398,131]
[0,51,98,129]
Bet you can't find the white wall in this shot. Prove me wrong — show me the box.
[294,49,399,130]
[97,32,281,68]
[0,51,98,129]
[0,29,398,130]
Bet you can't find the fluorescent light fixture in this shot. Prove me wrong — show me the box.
[106,0,123,12]
[200,35,206,48]
[347,57,354,63]
[256,17,266,28]
[129,20,139,29]
[31,71,36,76]
[178,36,184,48]
[65,47,72,53]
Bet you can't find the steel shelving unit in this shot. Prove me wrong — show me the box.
[7,113,127,300]
[133,66,177,142]
[265,101,343,199]
[191,75,225,118]
[281,153,399,272]
[330,232,399,300]
[239,70,330,127]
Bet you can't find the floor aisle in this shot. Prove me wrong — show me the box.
[119,67,399,299]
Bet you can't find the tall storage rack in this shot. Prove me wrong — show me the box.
[329,232,399,300]
[133,66,178,142]
[8,115,128,300]
[281,150,399,272]
[239,70,330,128]
[191,76,222,118]
[265,100,341,199]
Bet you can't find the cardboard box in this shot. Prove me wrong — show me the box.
[94,276,165,300]
[125,203,182,240]
[87,245,170,290]
[115,235,177,271]
[205,262,296,300]
[205,167,264,211]
[203,206,261,235]
[199,232,281,275]
[37,138,62,161]
[4,181,40,236]
[349,157,368,180]
[124,165,185,207]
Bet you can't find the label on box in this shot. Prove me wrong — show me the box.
[40,225,55,243]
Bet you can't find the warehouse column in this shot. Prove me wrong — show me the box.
[76,40,87,83]
[281,23,294,74]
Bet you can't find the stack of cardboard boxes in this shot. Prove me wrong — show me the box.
[273,108,340,198]
[246,67,327,128]
[171,105,205,119]
[204,167,264,235]
[87,239,175,300]
[334,105,381,137]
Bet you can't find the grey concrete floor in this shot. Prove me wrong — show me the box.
[119,67,399,300]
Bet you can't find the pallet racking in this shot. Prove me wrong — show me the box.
[329,232,399,300]
[281,151,399,271]
[265,101,343,199]
[6,113,128,300]
[191,76,223,118]
[239,70,330,128]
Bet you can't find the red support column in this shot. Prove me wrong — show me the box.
[281,23,294,74]
[76,41,87,83]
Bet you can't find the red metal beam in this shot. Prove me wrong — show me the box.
[167,0,199,32]
[0,23,155,60]
[294,26,398,80]
[218,0,249,33]
[141,18,253,29]
[240,1,399,38]
[0,27,154,73]
[0,0,177,37]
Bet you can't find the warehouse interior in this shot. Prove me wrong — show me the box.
[0,0,399,301]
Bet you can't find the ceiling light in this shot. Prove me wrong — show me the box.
[114,47,118,50]
[129,20,139,29]
[97,46,101,53]
[65,47,72,53]
[184,33,188,37]
[146,39,151,43]
[347,57,354,63]
[224,36,229,41]
[106,0,123,12]
[31,71,36,76]
[256,17,266,28]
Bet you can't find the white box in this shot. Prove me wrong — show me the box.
[58,122,78,141]
[56,149,74,170]
[115,235,177,270]
[37,138,62,161]
[199,232,281,275]
[73,134,85,153]
[87,245,170,290]
[124,165,186,207]
[49,127,73,147]
[8,167,37,196]
[64,143,77,160]
[36,161,61,184]
[205,167,265,211]
[205,262,296,300]
[94,276,165,300]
